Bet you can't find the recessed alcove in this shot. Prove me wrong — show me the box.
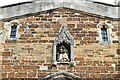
[56,41,71,62]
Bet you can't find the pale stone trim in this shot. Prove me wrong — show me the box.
[1,0,119,20]
[43,71,81,80]
[97,21,114,45]
[52,24,74,66]
[4,20,20,40]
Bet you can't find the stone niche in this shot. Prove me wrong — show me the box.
[52,24,74,66]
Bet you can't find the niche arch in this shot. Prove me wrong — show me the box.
[52,24,74,66]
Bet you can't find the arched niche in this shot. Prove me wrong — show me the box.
[52,24,74,66]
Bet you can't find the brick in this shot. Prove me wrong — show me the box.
[47,18,52,21]
[75,67,80,71]
[86,32,98,36]
[13,66,21,69]
[28,72,36,77]
[16,73,27,78]
[2,73,7,78]
[27,17,36,22]
[83,37,90,40]
[21,34,33,37]
[22,66,30,70]
[77,24,85,28]
[38,15,44,17]
[117,49,120,54]
[88,40,95,43]
[38,73,47,77]
[106,67,114,72]
[2,52,11,56]
[69,14,76,17]
[41,18,47,21]
[8,73,14,78]
[67,18,72,21]
[116,32,120,36]
[65,12,74,15]
[52,23,61,29]
[79,67,87,71]
[18,27,24,32]
[88,23,97,28]
[68,24,75,28]
[5,40,17,43]
[94,73,102,78]
[30,66,39,70]
[75,33,85,37]
[73,18,80,21]
[75,57,84,61]
[58,66,66,70]
[81,17,88,21]
[36,17,40,20]
[54,15,60,17]
[89,74,95,78]
[48,33,57,37]
[39,40,48,43]
[112,28,118,31]
[45,14,53,18]
[62,15,68,17]
[4,65,10,70]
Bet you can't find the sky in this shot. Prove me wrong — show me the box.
[0,0,115,6]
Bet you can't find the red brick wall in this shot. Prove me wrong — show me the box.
[1,8,119,79]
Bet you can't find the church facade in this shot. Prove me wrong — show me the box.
[0,0,120,80]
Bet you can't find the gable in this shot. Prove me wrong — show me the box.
[1,0,120,20]
[14,7,102,25]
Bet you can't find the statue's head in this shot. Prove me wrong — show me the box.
[59,45,68,53]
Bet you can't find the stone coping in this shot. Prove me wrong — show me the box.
[0,0,120,20]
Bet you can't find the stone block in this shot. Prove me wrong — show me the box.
[116,32,120,36]
[117,49,120,54]
[77,24,85,28]
[28,72,36,78]
[73,18,80,21]
[68,24,75,28]
[8,73,14,78]
[2,52,11,56]
[39,66,48,71]
[15,73,27,78]
[2,73,7,78]
[62,15,68,17]
[67,18,72,21]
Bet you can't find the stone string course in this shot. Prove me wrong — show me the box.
[1,8,120,79]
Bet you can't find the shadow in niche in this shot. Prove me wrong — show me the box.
[56,41,71,62]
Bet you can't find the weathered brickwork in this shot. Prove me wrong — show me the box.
[1,8,120,80]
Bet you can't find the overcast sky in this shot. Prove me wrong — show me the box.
[0,0,115,6]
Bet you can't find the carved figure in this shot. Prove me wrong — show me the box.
[58,45,69,62]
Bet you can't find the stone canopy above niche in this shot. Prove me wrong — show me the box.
[52,24,74,66]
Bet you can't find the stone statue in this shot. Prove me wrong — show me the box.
[57,45,69,62]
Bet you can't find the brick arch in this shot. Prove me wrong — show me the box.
[43,71,81,80]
